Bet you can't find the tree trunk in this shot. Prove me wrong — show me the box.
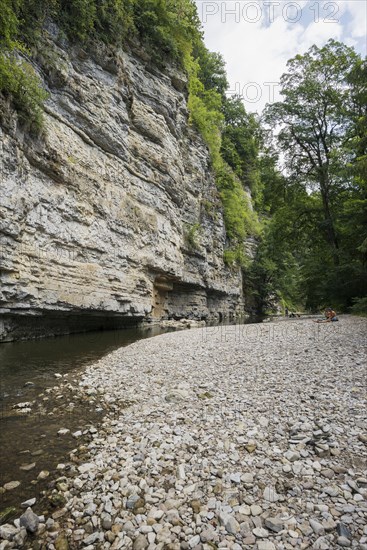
[319,172,339,265]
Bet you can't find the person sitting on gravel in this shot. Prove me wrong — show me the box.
[289,311,301,318]
[314,308,338,323]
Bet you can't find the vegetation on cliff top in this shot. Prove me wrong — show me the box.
[0,0,201,128]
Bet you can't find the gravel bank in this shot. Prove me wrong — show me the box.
[1,317,367,549]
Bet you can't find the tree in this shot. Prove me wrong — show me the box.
[221,96,260,194]
[193,43,228,96]
[261,40,367,311]
[244,149,312,313]
[264,39,361,266]
[0,0,20,49]
[345,57,367,266]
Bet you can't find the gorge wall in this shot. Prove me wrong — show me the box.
[0,32,245,341]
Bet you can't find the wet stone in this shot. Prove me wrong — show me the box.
[19,507,39,534]
[21,498,36,508]
[19,463,36,471]
[337,536,352,547]
[253,527,269,538]
[257,542,276,550]
[133,534,149,549]
[337,523,352,540]
[263,486,278,502]
[250,505,262,516]
[13,528,28,547]
[0,524,18,539]
[3,481,20,491]
[310,519,325,536]
[55,534,69,550]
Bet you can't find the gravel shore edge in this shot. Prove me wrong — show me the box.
[1,317,366,550]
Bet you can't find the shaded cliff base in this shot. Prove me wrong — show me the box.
[0,278,245,342]
[0,301,245,342]
[0,312,143,343]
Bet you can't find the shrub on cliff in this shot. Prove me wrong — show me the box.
[0,0,48,130]
[0,52,48,130]
[187,46,261,263]
[0,0,201,126]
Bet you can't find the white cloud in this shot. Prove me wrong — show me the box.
[196,0,367,114]
[335,0,367,38]
[301,19,343,47]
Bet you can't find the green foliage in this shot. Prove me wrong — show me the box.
[257,40,367,313]
[221,96,261,198]
[201,198,218,220]
[133,0,202,63]
[193,42,228,96]
[0,0,20,48]
[1,0,261,272]
[350,297,367,316]
[216,164,260,242]
[185,223,201,249]
[223,245,250,269]
[0,0,203,127]
[244,203,307,314]
[18,0,59,44]
[0,51,48,130]
[186,46,261,262]
[345,57,367,267]
[188,91,223,170]
[0,0,54,128]
[94,0,135,44]
[133,0,177,57]
[188,80,261,261]
[186,52,224,169]
[264,39,360,262]
[59,0,97,42]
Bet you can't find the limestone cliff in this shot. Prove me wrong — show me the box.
[0,34,244,341]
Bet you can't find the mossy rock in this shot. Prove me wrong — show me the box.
[213,482,223,495]
[55,534,69,550]
[198,392,214,399]
[48,493,66,508]
[190,499,201,514]
[0,506,17,525]
[132,498,145,510]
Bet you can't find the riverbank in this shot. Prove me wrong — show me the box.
[1,316,366,549]
[0,326,175,521]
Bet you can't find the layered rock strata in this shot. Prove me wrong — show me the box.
[0,36,244,341]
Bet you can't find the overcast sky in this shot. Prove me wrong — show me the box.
[195,0,367,113]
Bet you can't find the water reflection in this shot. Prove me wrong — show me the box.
[0,325,168,401]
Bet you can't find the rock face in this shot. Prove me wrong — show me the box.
[0,35,245,341]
